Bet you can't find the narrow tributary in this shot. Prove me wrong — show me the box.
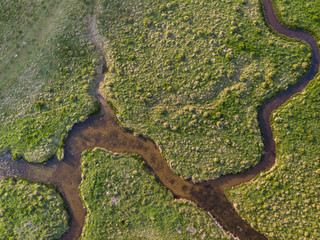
[0,0,319,239]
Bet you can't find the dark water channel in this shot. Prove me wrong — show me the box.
[0,0,319,239]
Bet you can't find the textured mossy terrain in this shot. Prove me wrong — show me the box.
[0,178,69,240]
[95,0,310,181]
[79,148,233,239]
[1,0,319,238]
[226,75,320,240]
[0,0,101,163]
[272,0,320,40]
[227,0,320,239]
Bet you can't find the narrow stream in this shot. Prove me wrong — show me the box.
[0,0,319,239]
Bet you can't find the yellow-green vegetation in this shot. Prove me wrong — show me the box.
[79,148,233,239]
[96,0,310,181]
[226,75,320,239]
[0,178,69,239]
[272,0,320,40]
[0,0,101,163]
[226,1,320,239]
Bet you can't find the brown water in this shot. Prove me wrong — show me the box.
[0,0,319,239]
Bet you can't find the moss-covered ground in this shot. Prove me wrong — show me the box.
[227,74,320,239]
[95,0,310,181]
[79,148,233,239]
[227,1,320,239]
[0,178,69,240]
[272,0,320,40]
[0,0,101,163]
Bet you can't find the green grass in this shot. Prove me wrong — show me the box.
[0,178,69,240]
[0,0,101,163]
[226,1,320,239]
[79,148,233,239]
[272,0,320,41]
[95,0,310,181]
[226,75,320,239]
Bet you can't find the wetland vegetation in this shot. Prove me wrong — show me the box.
[0,178,68,240]
[0,0,101,163]
[0,0,319,239]
[227,0,320,239]
[79,148,232,239]
[226,76,320,240]
[272,0,320,41]
[96,0,310,181]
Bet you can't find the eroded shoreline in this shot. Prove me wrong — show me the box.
[0,0,319,239]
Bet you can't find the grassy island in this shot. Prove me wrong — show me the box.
[79,148,232,239]
[0,178,69,239]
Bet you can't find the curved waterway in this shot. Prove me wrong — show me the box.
[0,0,319,239]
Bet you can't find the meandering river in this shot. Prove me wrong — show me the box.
[0,0,319,239]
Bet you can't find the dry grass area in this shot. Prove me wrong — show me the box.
[0,0,101,163]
